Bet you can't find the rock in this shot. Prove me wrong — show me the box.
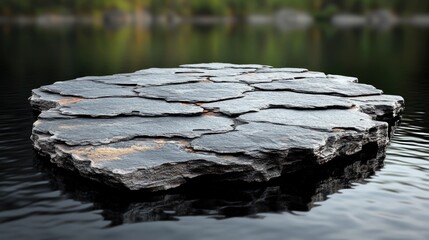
[39,110,77,119]
[30,63,404,191]
[211,71,326,83]
[41,80,137,98]
[327,74,358,83]
[256,67,308,73]
[58,97,203,117]
[134,67,255,77]
[202,91,353,115]
[253,78,382,96]
[238,108,387,132]
[93,74,205,86]
[332,14,366,28]
[349,94,404,120]
[180,62,269,69]
[30,88,83,111]
[52,140,256,191]
[33,115,234,145]
[236,109,389,159]
[274,9,313,26]
[135,82,253,103]
[35,150,384,220]
[192,122,379,163]
[134,67,198,75]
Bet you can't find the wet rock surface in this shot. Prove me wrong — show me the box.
[30,63,404,191]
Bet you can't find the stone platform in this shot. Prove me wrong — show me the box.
[30,63,404,191]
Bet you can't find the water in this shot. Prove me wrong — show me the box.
[1,23,429,240]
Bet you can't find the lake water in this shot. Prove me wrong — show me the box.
[1,23,429,240]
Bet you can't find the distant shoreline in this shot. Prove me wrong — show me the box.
[1,10,429,28]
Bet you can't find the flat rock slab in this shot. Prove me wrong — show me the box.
[211,71,327,83]
[202,91,353,115]
[192,122,361,157]
[256,67,308,73]
[52,139,258,190]
[180,62,269,69]
[135,67,256,77]
[93,74,205,86]
[238,108,386,132]
[58,97,203,117]
[349,95,405,119]
[253,78,382,96]
[41,80,137,98]
[33,115,234,145]
[30,63,404,191]
[135,82,253,103]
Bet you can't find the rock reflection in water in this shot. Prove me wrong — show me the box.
[34,144,387,226]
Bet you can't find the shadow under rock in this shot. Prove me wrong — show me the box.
[33,142,387,227]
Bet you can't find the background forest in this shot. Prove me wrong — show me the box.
[1,0,428,18]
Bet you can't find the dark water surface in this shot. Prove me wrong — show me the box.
[1,24,429,240]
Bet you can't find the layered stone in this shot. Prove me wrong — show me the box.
[253,78,382,96]
[202,91,353,115]
[135,82,253,103]
[30,63,404,191]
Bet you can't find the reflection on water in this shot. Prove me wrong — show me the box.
[1,24,429,239]
[2,24,429,86]
[33,146,385,225]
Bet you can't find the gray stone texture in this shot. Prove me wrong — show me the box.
[59,97,203,117]
[253,78,382,96]
[30,63,404,191]
[202,91,353,115]
[41,80,137,98]
[33,115,234,145]
[211,71,326,83]
[135,82,253,102]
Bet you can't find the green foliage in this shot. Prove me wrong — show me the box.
[1,0,428,16]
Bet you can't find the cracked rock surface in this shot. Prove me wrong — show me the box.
[135,82,253,103]
[30,63,404,191]
[253,78,382,96]
[58,97,204,117]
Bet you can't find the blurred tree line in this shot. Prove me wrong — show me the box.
[1,0,428,17]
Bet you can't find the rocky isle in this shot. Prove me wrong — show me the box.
[30,63,404,191]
